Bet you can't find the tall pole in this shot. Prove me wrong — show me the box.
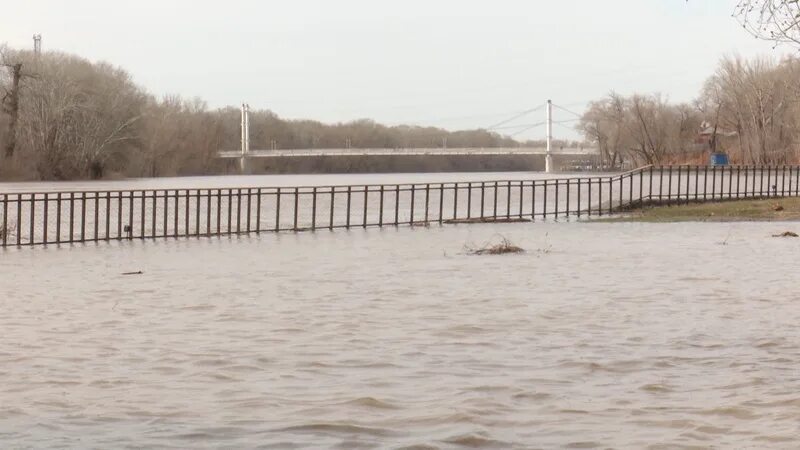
[546,99,554,173]
[33,34,42,56]
[240,103,250,173]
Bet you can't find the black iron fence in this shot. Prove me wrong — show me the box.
[1,165,799,247]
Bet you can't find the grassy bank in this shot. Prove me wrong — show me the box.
[598,197,800,222]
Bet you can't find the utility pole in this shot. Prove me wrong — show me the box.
[545,99,553,173]
[240,103,250,173]
[33,34,42,56]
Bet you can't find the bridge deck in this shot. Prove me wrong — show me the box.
[217,147,598,158]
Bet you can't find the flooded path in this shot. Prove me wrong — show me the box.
[2,219,800,448]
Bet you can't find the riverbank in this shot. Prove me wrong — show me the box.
[599,197,800,222]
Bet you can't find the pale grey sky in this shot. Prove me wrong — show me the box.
[1,1,784,140]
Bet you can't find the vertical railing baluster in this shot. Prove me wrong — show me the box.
[275,188,282,232]
[255,188,261,234]
[394,185,399,226]
[519,181,525,219]
[43,193,49,244]
[364,186,369,228]
[493,181,499,219]
[453,183,459,221]
[409,185,415,225]
[17,195,22,246]
[532,181,536,219]
[543,180,548,218]
[379,186,384,227]
[587,178,591,216]
[566,179,571,217]
[438,184,444,224]
[196,190,201,236]
[361,185,368,228]
[93,192,99,242]
[293,187,299,231]
[237,189,243,234]
[554,180,559,218]
[164,190,170,238]
[215,190,221,235]
[1,194,7,247]
[330,187,335,230]
[246,188,252,233]
[608,175,613,215]
[312,187,317,231]
[467,182,473,219]
[29,194,35,245]
[423,184,430,225]
[69,192,75,243]
[577,178,581,217]
[596,178,601,216]
[506,181,511,219]
[346,186,352,228]
[480,182,486,218]
[206,190,212,236]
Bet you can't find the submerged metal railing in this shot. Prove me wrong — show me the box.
[1,165,799,247]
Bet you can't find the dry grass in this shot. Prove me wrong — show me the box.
[465,236,525,255]
[596,197,800,223]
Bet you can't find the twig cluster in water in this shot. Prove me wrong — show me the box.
[465,236,525,255]
[772,231,799,238]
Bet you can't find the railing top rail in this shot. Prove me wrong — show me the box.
[0,172,632,197]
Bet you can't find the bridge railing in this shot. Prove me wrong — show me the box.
[1,165,799,247]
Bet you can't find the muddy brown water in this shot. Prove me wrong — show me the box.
[2,173,800,449]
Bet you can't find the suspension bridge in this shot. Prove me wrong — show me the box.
[217,100,598,173]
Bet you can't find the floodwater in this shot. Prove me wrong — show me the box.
[2,173,800,449]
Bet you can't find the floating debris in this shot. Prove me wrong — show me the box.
[465,237,525,255]
[772,231,798,238]
[773,204,785,212]
[121,271,144,276]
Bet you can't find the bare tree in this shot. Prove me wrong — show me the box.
[0,45,24,159]
[735,0,800,49]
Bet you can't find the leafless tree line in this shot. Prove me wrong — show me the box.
[0,47,553,181]
[578,55,800,167]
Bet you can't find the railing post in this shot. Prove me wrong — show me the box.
[667,166,673,205]
[543,180,548,218]
[438,184,444,224]
[608,175,613,215]
[577,178,581,217]
[519,181,525,219]
[566,179,571,217]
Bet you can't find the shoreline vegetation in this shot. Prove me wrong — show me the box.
[1,43,800,182]
[595,197,800,223]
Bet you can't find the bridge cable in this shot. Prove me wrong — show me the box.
[486,104,546,130]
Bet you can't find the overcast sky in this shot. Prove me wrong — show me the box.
[1,0,785,140]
